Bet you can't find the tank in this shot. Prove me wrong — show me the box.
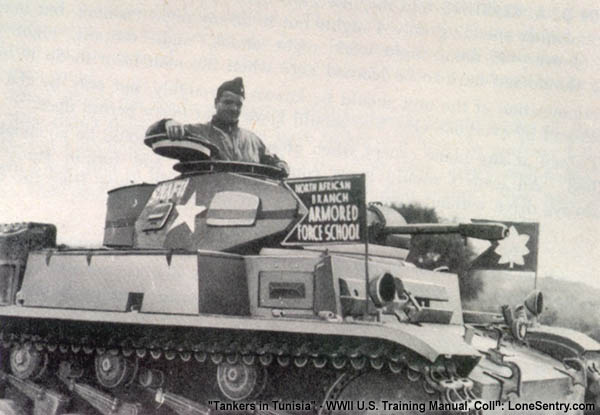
[0,124,599,415]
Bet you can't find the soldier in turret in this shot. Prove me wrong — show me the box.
[164,77,289,176]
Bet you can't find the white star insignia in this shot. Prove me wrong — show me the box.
[495,225,530,268]
[168,192,206,233]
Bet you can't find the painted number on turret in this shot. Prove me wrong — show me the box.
[147,178,190,204]
[283,174,366,245]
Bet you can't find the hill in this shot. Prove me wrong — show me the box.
[464,271,600,341]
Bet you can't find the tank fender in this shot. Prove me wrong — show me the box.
[526,325,600,360]
[526,325,600,404]
[385,323,480,368]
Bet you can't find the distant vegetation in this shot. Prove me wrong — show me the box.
[465,272,600,342]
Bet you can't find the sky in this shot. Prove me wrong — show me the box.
[0,1,598,287]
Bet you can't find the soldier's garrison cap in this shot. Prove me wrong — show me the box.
[216,77,245,99]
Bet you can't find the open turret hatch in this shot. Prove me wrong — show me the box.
[144,119,214,162]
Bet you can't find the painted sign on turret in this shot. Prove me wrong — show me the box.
[283,174,366,245]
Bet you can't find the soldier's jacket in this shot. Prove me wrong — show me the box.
[184,120,289,175]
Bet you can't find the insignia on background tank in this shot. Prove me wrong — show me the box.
[0,120,598,415]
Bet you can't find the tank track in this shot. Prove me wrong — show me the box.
[0,328,479,415]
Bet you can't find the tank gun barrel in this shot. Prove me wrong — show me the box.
[379,222,508,241]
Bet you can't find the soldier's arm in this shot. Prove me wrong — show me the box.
[242,130,290,176]
[159,119,222,159]
[260,149,290,177]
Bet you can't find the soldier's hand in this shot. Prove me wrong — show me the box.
[165,120,185,140]
[262,154,290,177]
[276,161,290,177]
